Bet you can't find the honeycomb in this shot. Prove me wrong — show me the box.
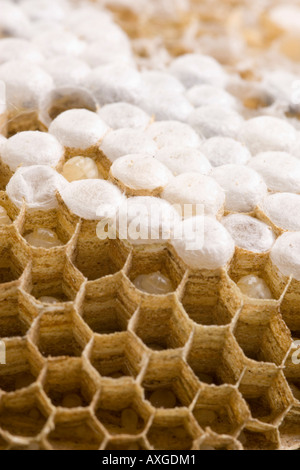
[0,185,298,450]
[0,0,300,452]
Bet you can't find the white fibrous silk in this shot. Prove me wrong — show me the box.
[100,128,158,163]
[222,214,276,253]
[239,117,297,155]
[49,109,109,149]
[1,0,300,284]
[6,166,67,210]
[59,179,125,220]
[0,60,54,109]
[162,173,225,218]
[98,103,151,130]
[248,152,300,193]
[146,121,202,149]
[110,154,173,192]
[1,131,64,171]
[155,147,212,176]
[169,54,227,88]
[117,196,181,245]
[213,165,267,213]
[260,193,300,232]
[171,216,235,270]
[201,137,251,167]
[271,232,300,281]
[188,106,243,139]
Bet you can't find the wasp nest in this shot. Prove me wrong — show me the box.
[0,0,299,451]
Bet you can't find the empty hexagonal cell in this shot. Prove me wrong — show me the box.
[239,368,292,425]
[47,411,105,450]
[142,357,199,409]
[80,277,136,335]
[42,358,98,409]
[181,271,242,326]
[234,313,292,365]
[104,437,149,450]
[95,383,151,436]
[32,310,90,359]
[279,408,300,449]
[0,339,41,392]
[238,425,280,451]
[0,245,24,285]
[127,248,184,296]
[0,388,51,438]
[23,259,83,304]
[132,300,192,351]
[192,386,249,436]
[147,412,200,450]
[0,292,31,339]
[74,239,129,281]
[187,327,244,386]
[89,332,146,380]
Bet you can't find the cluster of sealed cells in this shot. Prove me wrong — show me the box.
[0,191,298,451]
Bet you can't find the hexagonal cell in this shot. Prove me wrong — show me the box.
[142,357,199,409]
[0,338,41,393]
[74,238,129,282]
[32,310,90,359]
[233,313,292,366]
[0,291,31,339]
[197,431,242,450]
[279,407,300,449]
[230,255,288,303]
[132,299,192,351]
[94,383,151,436]
[80,276,136,336]
[238,425,280,450]
[104,436,149,450]
[186,327,244,386]
[180,270,242,326]
[147,411,200,450]
[47,410,105,450]
[239,367,293,425]
[192,386,249,436]
[127,248,185,295]
[0,245,24,285]
[0,388,51,438]
[18,209,72,247]
[23,258,83,304]
[88,332,146,380]
[42,358,98,409]
[12,209,75,277]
